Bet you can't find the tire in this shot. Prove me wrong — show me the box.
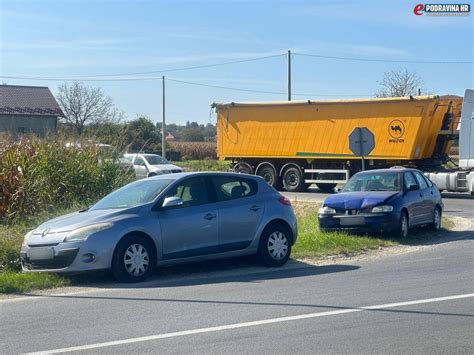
[234,162,253,175]
[316,183,337,192]
[112,235,155,283]
[398,211,409,239]
[430,207,442,231]
[257,165,280,190]
[258,224,292,267]
[282,167,305,192]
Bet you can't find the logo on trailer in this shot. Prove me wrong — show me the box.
[41,228,50,237]
[388,120,405,142]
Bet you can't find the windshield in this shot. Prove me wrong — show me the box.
[90,179,173,210]
[343,172,401,192]
[144,155,169,165]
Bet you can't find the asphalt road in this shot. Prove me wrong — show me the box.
[1,205,473,353]
[282,189,474,219]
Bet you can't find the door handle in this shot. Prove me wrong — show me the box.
[204,213,217,220]
[419,194,423,198]
[250,205,262,211]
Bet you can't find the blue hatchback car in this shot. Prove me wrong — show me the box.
[318,168,443,237]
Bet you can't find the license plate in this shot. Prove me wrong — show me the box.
[29,247,54,260]
[340,217,365,226]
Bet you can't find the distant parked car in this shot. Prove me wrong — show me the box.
[21,172,297,282]
[124,153,183,179]
[318,168,443,238]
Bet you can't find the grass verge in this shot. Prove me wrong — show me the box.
[0,272,70,294]
[292,202,397,258]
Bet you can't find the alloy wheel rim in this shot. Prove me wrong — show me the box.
[124,243,149,277]
[267,231,288,260]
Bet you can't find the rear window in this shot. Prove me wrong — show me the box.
[212,176,258,201]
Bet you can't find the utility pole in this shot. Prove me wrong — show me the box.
[287,50,291,101]
[162,76,166,159]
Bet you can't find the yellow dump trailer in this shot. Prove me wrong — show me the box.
[213,95,462,192]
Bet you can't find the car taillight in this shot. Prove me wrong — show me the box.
[278,196,292,206]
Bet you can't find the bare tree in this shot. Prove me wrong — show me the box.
[375,69,425,98]
[56,82,117,134]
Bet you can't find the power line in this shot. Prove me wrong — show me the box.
[0,54,286,81]
[294,52,473,64]
[166,78,372,97]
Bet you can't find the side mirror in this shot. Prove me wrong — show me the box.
[407,184,420,191]
[162,196,183,208]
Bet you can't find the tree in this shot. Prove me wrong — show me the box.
[124,116,162,152]
[56,81,118,134]
[375,69,425,98]
[181,127,205,142]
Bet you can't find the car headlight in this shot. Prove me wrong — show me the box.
[22,230,33,247]
[63,223,113,242]
[371,205,394,213]
[318,206,336,215]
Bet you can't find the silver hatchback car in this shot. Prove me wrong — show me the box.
[21,172,297,282]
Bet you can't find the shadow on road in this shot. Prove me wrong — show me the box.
[396,229,474,247]
[66,259,359,290]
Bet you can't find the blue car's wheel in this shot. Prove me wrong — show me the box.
[430,207,442,231]
[399,212,409,238]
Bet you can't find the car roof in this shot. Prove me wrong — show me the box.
[148,171,261,181]
[355,167,418,175]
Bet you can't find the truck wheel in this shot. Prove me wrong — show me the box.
[233,162,253,175]
[258,165,280,189]
[283,167,305,192]
[316,183,336,192]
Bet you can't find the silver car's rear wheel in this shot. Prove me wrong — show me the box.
[259,224,292,267]
[267,231,289,260]
[124,244,150,277]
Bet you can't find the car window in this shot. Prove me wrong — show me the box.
[342,172,401,192]
[164,177,210,207]
[91,179,173,210]
[404,172,418,189]
[212,176,257,201]
[422,174,433,188]
[134,156,146,166]
[413,171,428,189]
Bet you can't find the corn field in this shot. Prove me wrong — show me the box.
[169,142,217,160]
[0,137,134,223]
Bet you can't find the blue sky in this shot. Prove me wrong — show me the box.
[0,0,472,125]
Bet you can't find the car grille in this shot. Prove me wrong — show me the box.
[22,248,79,270]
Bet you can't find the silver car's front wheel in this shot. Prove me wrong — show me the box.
[112,235,155,283]
[259,224,292,267]
[124,244,150,277]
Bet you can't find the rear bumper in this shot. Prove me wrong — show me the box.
[318,212,401,233]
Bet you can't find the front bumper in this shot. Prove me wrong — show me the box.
[21,239,112,274]
[318,212,401,233]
